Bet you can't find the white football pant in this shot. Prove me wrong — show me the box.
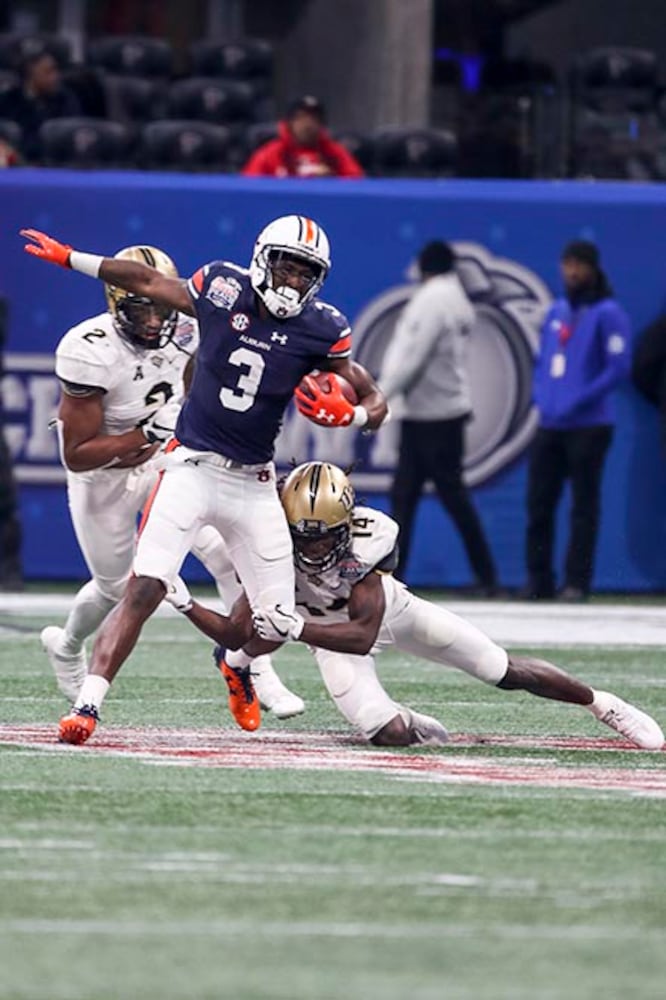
[134,445,295,616]
[312,577,508,739]
[62,448,286,655]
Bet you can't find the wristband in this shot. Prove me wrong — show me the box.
[352,405,369,428]
[291,613,305,640]
[69,251,104,279]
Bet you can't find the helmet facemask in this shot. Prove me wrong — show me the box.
[290,520,351,573]
[250,216,331,319]
[104,245,179,351]
[109,292,177,350]
[255,247,325,319]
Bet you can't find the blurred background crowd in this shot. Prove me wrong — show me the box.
[0,0,666,180]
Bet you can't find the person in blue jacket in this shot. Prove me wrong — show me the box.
[523,240,631,602]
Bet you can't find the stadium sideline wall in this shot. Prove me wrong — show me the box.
[1,170,666,590]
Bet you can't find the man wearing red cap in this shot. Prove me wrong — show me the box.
[241,95,364,178]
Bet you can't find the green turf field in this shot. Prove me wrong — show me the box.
[1,609,665,999]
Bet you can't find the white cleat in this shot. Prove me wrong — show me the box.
[40,625,87,703]
[251,661,305,720]
[591,690,664,750]
[403,708,449,747]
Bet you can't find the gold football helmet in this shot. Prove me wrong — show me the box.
[105,245,178,350]
[281,461,355,571]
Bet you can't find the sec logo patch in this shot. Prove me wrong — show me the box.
[231,313,250,331]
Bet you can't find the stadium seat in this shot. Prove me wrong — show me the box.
[569,48,660,178]
[372,126,458,177]
[229,120,277,171]
[571,47,658,111]
[331,130,375,172]
[189,39,273,82]
[0,69,17,95]
[38,117,134,168]
[104,74,165,122]
[87,35,173,77]
[139,120,231,172]
[0,33,72,70]
[0,118,22,148]
[166,77,255,124]
[237,120,278,152]
[62,66,108,118]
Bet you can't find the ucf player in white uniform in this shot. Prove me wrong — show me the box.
[166,462,664,750]
[41,245,303,721]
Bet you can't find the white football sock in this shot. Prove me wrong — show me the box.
[225,649,252,670]
[247,654,274,678]
[588,690,612,718]
[74,675,110,712]
[60,580,117,655]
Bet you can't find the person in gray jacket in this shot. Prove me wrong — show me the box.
[378,240,500,594]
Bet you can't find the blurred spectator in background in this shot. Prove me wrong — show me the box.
[523,240,631,602]
[631,309,666,451]
[0,295,23,590]
[378,240,501,596]
[241,95,364,178]
[0,50,80,162]
[0,137,20,166]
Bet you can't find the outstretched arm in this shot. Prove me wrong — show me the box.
[297,572,385,654]
[165,578,278,655]
[21,229,194,316]
[163,577,250,648]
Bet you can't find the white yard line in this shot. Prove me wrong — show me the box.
[0,918,663,942]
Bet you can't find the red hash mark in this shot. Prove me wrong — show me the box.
[0,724,664,796]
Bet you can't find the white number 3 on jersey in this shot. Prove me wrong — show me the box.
[219,347,266,412]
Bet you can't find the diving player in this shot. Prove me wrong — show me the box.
[167,462,664,751]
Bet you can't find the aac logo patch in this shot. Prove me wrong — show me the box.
[206,275,242,310]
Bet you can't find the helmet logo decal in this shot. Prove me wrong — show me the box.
[300,216,318,246]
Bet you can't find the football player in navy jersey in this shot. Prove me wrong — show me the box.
[38,243,304,723]
[22,216,388,744]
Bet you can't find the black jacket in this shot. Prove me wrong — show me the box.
[0,85,80,161]
[632,314,666,448]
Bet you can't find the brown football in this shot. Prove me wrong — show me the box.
[298,370,359,404]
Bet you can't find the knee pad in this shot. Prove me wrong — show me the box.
[318,656,356,698]
[476,644,509,685]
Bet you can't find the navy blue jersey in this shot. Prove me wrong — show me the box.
[176,261,352,462]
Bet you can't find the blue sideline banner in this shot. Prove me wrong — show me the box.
[2,169,666,588]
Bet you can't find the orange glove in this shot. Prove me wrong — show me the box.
[294,374,355,427]
[21,228,73,268]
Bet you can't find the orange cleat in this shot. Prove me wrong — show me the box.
[58,705,99,745]
[213,645,261,732]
